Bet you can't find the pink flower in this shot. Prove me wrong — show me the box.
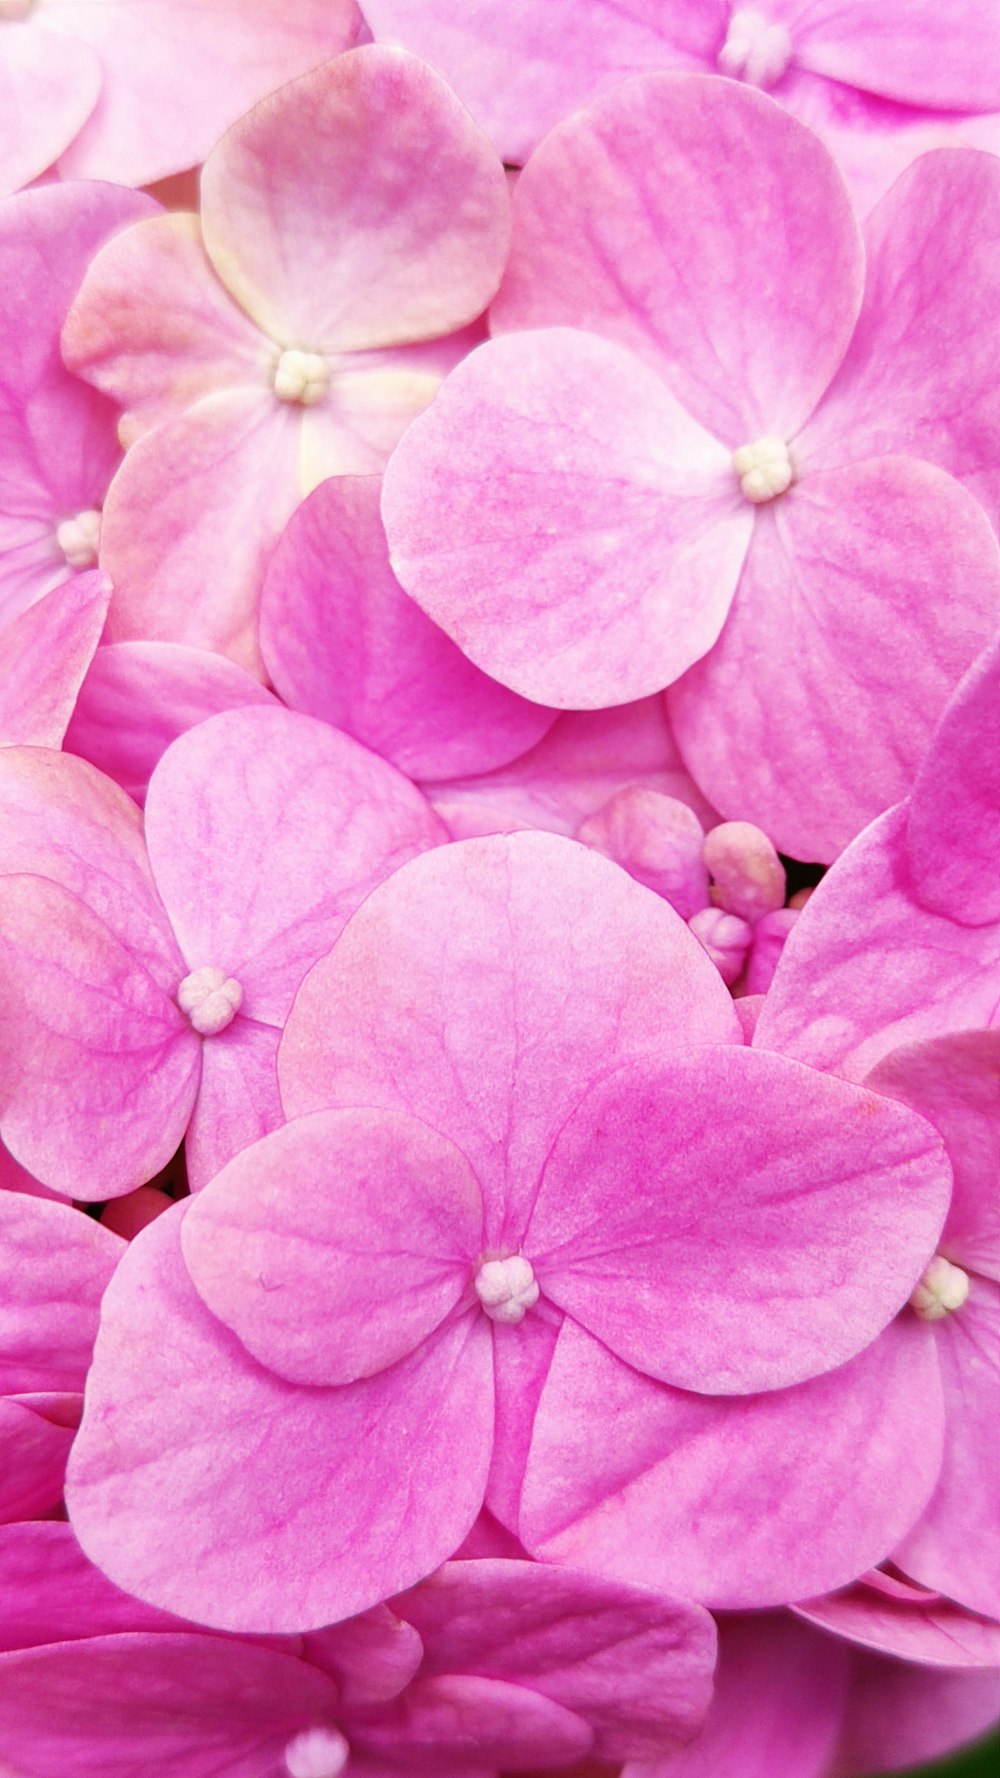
[382,81,1000,860]
[796,1564,1000,1670]
[0,574,109,749]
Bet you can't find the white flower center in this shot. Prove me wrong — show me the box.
[284,1728,350,1778]
[272,348,330,406]
[56,509,101,570]
[475,1254,539,1325]
[0,2,34,21]
[177,966,243,1037]
[718,7,793,88]
[732,436,794,504]
[910,1255,971,1322]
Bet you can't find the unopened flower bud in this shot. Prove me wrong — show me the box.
[475,1254,539,1325]
[284,1727,350,1778]
[177,966,243,1037]
[272,348,330,406]
[687,906,752,986]
[718,8,794,89]
[704,820,786,922]
[732,436,794,504]
[910,1255,970,1322]
[56,509,101,570]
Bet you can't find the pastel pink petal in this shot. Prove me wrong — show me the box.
[53,0,362,186]
[395,1559,715,1762]
[799,150,1000,526]
[493,73,864,444]
[904,635,1000,923]
[836,1653,1000,1775]
[0,1632,340,1778]
[0,875,199,1200]
[521,1316,945,1608]
[575,791,708,918]
[0,1398,76,1523]
[260,477,554,780]
[787,0,1000,112]
[280,833,740,1242]
[0,1142,65,1201]
[0,22,100,197]
[64,641,277,806]
[99,394,302,674]
[298,332,483,481]
[485,1307,563,1533]
[867,1030,1000,1281]
[0,1193,122,1393]
[753,808,1000,1082]
[66,1205,495,1631]
[0,572,110,748]
[795,1581,1000,1669]
[382,329,750,707]
[361,2,723,163]
[670,457,1000,862]
[894,1278,1000,1619]
[620,1614,848,1778]
[530,1047,949,1393]
[200,46,509,353]
[351,1673,592,1770]
[183,1018,283,1194]
[145,706,444,1024]
[183,1109,482,1387]
[63,213,272,445]
[0,1521,193,1648]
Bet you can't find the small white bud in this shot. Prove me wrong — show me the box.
[177,966,243,1037]
[284,1727,350,1778]
[910,1254,971,1322]
[732,436,794,504]
[56,509,102,570]
[272,348,330,406]
[475,1254,540,1325]
[719,8,793,89]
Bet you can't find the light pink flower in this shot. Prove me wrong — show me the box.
[0,574,109,749]
[63,46,510,672]
[382,83,1000,860]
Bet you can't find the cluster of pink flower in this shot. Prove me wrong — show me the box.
[2,4,999,1776]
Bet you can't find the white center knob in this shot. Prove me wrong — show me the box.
[910,1255,971,1322]
[177,966,243,1037]
[284,1727,350,1778]
[475,1254,539,1325]
[56,509,101,570]
[732,436,794,504]
[272,348,330,406]
[718,8,793,88]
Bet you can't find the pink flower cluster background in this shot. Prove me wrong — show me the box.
[2,3,1000,1775]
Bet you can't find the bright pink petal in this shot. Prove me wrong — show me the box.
[280,833,740,1242]
[395,1558,715,1762]
[904,635,1000,924]
[182,1109,483,1386]
[0,1395,77,1523]
[485,1308,562,1533]
[382,329,749,707]
[0,1521,189,1648]
[260,476,554,780]
[183,1018,283,1195]
[0,875,200,1200]
[64,641,277,806]
[574,791,707,919]
[521,1316,944,1608]
[0,572,110,748]
[530,1047,949,1392]
[796,1580,1000,1669]
[0,1193,121,1393]
[53,0,362,185]
[836,1652,1000,1775]
[669,457,1000,861]
[356,1673,593,1769]
[787,0,1000,112]
[145,706,444,1025]
[66,1205,495,1631]
[200,46,509,352]
[493,72,864,444]
[0,22,100,197]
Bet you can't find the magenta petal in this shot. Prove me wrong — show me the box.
[382,329,750,707]
[795,1582,1000,1670]
[0,23,100,198]
[0,1522,192,1648]
[351,1673,592,1770]
[260,476,554,779]
[904,635,1000,924]
[530,1047,949,1392]
[183,1018,284,1195]
[521,1316,944,1608]
[493,72,864,443]
[0,1194,121,1394]
[280,833,740,1240]
[182,1109,483,1386]
[201,46,509,353]
[0,573,110,748]
[837,1653,1000,1775]
[395,1559,715,1761]
[0,1395,77,1523]
[0,875,199,1200]
[67,1206,495,1631]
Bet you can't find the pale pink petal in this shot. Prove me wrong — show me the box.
[669,457,1000,861]
[904,635,1000,924]
[836,1653,1000,1774]
[182,1109,482,1386]
[63,213,271,445]
[786,0,1000,112]
[298,328,485,482]
[66,1204,495,1631]
[521,1316,944,1608]
[382,329,749,707]
[53,0,362,185]
[0,1397,76,1523]
[145,706,444,1024]
[99,394,302,673]
[796,1580,1000,1668]
[64,641,277,806]
[183,1018,283,1194]
[0,1193,122,1393]
[0,22,100,197]
[260,476,554,780]
[575,791,707,918]
[0,572,110,748]
[530,1047,949,1392]
[200,46,509,352]
[280,834,740,1240]
[492,72,864,444]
